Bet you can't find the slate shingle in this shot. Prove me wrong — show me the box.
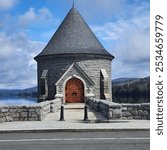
[35,6,114,59]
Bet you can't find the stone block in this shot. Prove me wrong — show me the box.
[23,109,28,112]
[1,108,9,113]
[9,108,18,112]
[112,108,121,114]
[121,117,127,120]
[135,104,142,109]
[141,103,150,110]
[3,112,11,116]
[35,109,42,115]
[38,115,44,121]
[122,107,127,111]
[127,107,137,111]
[0,118,5,123]
[133,116,142,119]
[5,116,13,122]
[112,113,122,119]
[20,117,28,121]
[122,111,131,117]
[0,114,4,117]
[13,117,20,121]
[28,117,39,121]
[129,110,138,116]
[17,109,24,113]
[144,110,149,115]
[138,110,145,116]
[29,112,38,118]
[28,108,36,112]
[127,116,133,120]
[12,113,20,118]
[141,116,148,120]
[20,112,28,118]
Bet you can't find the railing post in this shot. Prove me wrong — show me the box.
[84,105,88,121]
[59,105,65,121]
[50,102,53,113]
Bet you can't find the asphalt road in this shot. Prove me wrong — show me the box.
[0,131,150,150]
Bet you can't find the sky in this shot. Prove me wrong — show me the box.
[0,0,150,89]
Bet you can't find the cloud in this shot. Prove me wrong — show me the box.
[0,0,150,89]
[91,2,150,79]
[0,6,60,89]
[17,7,60,41]
[0,33,14,59]
[0,0,18,10]
[0,32,45,89]
[18,7,56,27]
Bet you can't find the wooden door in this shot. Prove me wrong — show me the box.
[65,78,84,103]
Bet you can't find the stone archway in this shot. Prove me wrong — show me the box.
[65,78,84,103]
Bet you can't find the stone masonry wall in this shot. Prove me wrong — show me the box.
[38,55,112,100]
[86,98,150,120]
[121,103,150,120]
[0,98,61,123]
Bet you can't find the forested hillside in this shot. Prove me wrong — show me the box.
[112,77,150,103]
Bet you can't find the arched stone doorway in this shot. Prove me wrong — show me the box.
[65,78,84,103]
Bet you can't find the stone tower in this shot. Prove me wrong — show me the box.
[34,6,114,103]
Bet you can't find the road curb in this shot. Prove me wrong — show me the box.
[0,128,150,134]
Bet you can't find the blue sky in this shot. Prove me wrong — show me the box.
[0,0,150,89]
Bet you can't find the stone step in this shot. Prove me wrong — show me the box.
[64,103,85,109]
[43,108,107,122]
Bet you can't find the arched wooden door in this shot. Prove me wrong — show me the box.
[65,78,84,103]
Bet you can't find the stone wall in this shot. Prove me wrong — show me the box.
[121,103,150,120]
[86,98,150,120]
[0,98,61,123]
[37,55,112,101]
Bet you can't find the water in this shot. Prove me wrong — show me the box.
[0,97,37,106]
[113,96,150,103]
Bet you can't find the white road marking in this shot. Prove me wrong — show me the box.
[0,137,150,142]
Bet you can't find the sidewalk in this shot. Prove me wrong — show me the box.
[0,104,150,133]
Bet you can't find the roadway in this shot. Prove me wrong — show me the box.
[0,131,150,150]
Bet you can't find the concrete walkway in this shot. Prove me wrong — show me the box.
[44,103,106,122]
[0,104,150,133]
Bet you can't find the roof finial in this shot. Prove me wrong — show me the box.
[72,0,75,8]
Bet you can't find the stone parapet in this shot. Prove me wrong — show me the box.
[86,98,150,120]
[0,99,61,123]
[121,103,150,120]
[98,100,122,119]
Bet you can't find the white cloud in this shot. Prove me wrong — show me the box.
[0,33,14,59]
[91,3,150,79]
[18,7,36,25]
[18,7,55,27]
[0,0,18,10]
[0,0,150,89]
[0,6,59,89]
[0,32,45,89]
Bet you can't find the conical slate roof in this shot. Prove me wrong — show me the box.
[35,6,114,59]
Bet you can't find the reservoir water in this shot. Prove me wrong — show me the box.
[0,97,37,106]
